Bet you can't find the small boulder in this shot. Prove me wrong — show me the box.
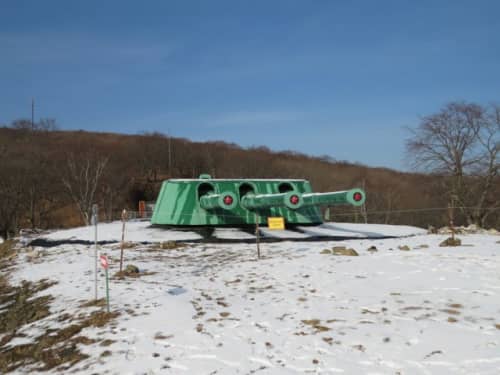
[332,246,359,256]
[366,245,378,253]
[125,264,140,274]
[439,237,461,247]
[398,245,410,251]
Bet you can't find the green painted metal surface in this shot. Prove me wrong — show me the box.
[150,175,366,226]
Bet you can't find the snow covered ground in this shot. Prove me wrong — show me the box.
[3,225,500,374]
[37,221,427,243]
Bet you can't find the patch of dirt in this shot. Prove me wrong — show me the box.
[0,247,119,374]
[301,319,331,333]
[441,309,461,315]
[322,337,333,345]
[0,278,56,334]
[424,350,443,359]
[154,332,173,340]
[401,306,424,311]
[99,339,116,347]
[116,242,137,250]
[79,298,107,308]
[148,241,186,251]
[100,350,112,358]
[0,310,120,373]
[114,264,156,279]
[216,299,229,308]
[352,344,366,352]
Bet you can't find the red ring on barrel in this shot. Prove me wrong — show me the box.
[353,192,363,202]
[290,194,300,205]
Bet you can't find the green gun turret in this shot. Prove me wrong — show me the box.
[151,175,367,226]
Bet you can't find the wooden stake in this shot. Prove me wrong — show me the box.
[120,209,127,272]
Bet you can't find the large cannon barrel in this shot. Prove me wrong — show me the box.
[301,188,365,208]
[241,191,302,210]
[241,189,365,210]
[199,191,238,210]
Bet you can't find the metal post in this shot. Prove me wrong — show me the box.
[448,201,455,241]
[255,213,261,259]
[92,204,98,300]
[31,98,35,131]
[168,133,172,177]
[105,267,110,313]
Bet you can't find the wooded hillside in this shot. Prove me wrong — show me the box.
[1,126,497,238]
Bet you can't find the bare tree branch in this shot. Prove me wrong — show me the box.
[406,101,499,226]
[61,153,108,225]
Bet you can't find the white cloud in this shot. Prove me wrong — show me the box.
[0,32,173,66]
[207,110,305,128]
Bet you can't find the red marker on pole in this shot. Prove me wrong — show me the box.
[100,255,109,269]
[100,255,110,312]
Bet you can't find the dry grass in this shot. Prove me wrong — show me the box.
[0,310,120,372]
[0,241,119,372]
[0,278,56,334]
[79,298,107,308]
[0,240,17,271]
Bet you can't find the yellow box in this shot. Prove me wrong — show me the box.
[267,217,285,230]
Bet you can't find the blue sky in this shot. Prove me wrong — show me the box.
[1,1,499,170]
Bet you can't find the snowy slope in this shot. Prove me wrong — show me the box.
[37,221,427,243]
[40,221,203,242]
[4,229,500,374]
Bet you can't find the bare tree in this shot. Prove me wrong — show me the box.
[10,117,58,132]
[406,102,499,226]
[61,153,109,225]
[0,146,27,239]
